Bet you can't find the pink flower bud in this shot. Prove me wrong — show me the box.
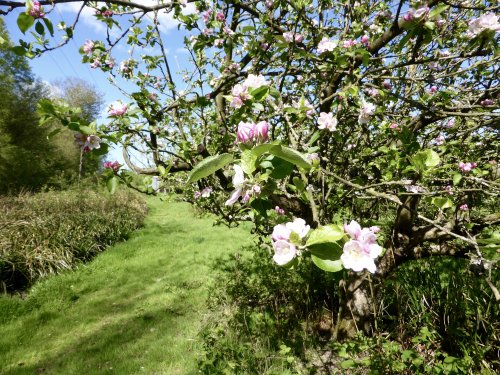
[237,121,255,143]
[429,85,438,93]
[216,11,225,22]
[459,204,469,211]
[361,35,370,45]
[256,121,269,142]
[480,99,494,106]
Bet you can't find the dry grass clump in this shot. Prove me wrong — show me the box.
[0,189,147,291]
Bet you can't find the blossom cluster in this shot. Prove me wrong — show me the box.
[236,121,268,143]
[28,1,44,18]
[317,112,337,131]
[468,12,500,37]
[341,221,382,273]
[103,161,120,171]
[458,161,477,173]
[230,74,269,108]
[108,101,128,117]
[271,219,310,265]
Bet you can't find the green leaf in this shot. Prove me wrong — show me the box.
[269,145,312,170]
[35,21,44,35]
[42,17,54,36]
[249,86,269,101]
[429,4,449,18]
[411,149,440,173]
[78,125,94,135]
[241,149,258,175]
[309,242,344,272]
[107,176,118,194]
[452,173,462,186]
[340,359,356,369]
[11,46,27,56]
[0,36,5,45]
[17,13,34,34]
[306,225,345,247]
[267,157,294,179]
[431,197,453,210]
[251,143,275,158]
[187,153,233,183]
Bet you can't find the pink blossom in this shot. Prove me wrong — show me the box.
[318,37,337,53]
[201,187,213,198]
[272,224,291,242]
[108,101,128,116]
[203,10,213,23]
[74,133,101,153]
[265,0,274,8]
[429,85,438,94]
[202,28,213,36]
[243,74,269,88]
[294,33,304,43]
[90,58,101,69]
[358,100,376,124]
[28,0,44,18]
[286,218,310,240]
[283,32,294,42]
[444,185,453,195]
[104,161,120,171]
[341,220,382,273]
[83,40,94,55]
[214,38,224,47]
[468,12,500,36]
[99,9,113,18]
[216,11,225,22]
[459,162,476,173]
[237,121,255,143]
[317,112,338,131]
[367,88,379,97]
[389,123,400,131]
[256,121,269,142]
[361,35,370,45]
[343,39,356,48]
[194,191,202,199]
[275,206,285,215]
[459,204,469,211]
[445,118,455,128]
[230,84,250,108]
[433,134,445,146]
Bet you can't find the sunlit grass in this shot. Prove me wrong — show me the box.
[0,198,254,375]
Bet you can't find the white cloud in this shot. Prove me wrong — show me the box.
[58,2,106,33]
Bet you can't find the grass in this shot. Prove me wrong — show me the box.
[0,198,253,375]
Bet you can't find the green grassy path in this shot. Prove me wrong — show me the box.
[0,199,253,375]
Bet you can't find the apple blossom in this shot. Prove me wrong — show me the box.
[358,100,376,124]
[108,101,128,117]
[286,218,310,240]
[225,164,246,206]
[341,220,383,273]
[273,240,297,265]
[480,99,494,106]
[243,74,269,89]
[82,40,94,55]
[283,31,294,42]
[104,161,120,171]
[236,121,255,143]
[459,204,469,211]
[459,162,476,173]
[216,11,225,22]
[272,224,291,242]
[317,37,337,53]
[468,12,500,36]
[343,39,356,48]
[74,133,101,153]
[28,0,44,18]
[361,35,370,45]
[201,187,213,198]
[275,206,285,215]
[317,112,338,131]
[255,121,269,142]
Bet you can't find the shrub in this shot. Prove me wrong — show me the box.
[199,247,499,374]
[0,189,147,291]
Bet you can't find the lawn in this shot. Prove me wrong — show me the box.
[0,198,254,375]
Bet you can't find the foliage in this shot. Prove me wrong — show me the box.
[0,19,104,193]
[0,187,147,291]
[0,199,254,375]
[200,247,499,373]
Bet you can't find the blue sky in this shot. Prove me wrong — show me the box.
[4,1,197,164]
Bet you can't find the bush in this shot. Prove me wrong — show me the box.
[199,247,499,374]
[0,188,147,291]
